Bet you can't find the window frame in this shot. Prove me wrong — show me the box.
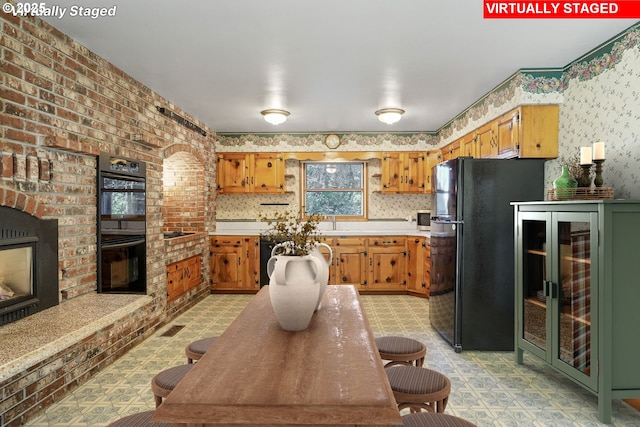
[300,161,368,220]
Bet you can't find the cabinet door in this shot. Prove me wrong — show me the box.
[441,141,460,162]
[167,262,184,302]
[333,238,367,290]
[381,153,401,193]
[368,237,407,290]
[517,211,597,390]
[210,237,244,290]
[406,237,425,294]
[243,236,260,290]
[253,154,284,194]
[217,154,249,194]
[477,122,497,158]
[496,109,519,158]
[518,105,559,159]
[460,132,477,158]
[183,255,201,290]
[403,153,426,193]
[425,150,441,194]
[423,238,431,297]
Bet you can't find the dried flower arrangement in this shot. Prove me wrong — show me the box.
[259,210,324,256]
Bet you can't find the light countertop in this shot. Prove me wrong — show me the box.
[213,220,430,237]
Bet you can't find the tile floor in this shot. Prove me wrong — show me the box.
[24,293,640,427]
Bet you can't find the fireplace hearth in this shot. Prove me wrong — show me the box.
[0,206,58,325]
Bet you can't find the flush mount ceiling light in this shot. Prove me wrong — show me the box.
[375,108,405,125]
[261,109,290,125]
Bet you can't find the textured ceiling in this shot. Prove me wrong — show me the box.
[36,0,638,133]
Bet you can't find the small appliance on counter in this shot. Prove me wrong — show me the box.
[416,210,431,231]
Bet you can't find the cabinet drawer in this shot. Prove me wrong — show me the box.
[368,237,406,247]
[334,237,366,247]
[211,237,243,247]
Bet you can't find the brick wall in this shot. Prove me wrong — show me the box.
[1,11,216,299]
[0,9,217,425]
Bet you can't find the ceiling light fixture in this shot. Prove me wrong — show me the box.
[261,109,290,125]
[325,164,337,174]
[375,108,405,125]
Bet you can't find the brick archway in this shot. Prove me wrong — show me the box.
[0,187,45,219]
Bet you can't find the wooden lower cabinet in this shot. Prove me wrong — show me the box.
[367,237,407,291]
[167,255,202,301]
[209,234,427,294]
[329,237,368,290]
[210,236,259,291]
[407,237,430,297]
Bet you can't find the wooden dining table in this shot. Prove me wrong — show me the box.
[152,285,402,427]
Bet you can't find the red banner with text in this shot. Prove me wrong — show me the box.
[484,1,640,18]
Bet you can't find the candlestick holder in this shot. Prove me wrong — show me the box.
[579,164,592,187]
[593,159,605,187]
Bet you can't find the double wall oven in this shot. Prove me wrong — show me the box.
[97,153,147,294]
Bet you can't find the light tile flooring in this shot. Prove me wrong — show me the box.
[24,293,640,427]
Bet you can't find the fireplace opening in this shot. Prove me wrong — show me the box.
[0,206,58,326]
[0,239,35,306]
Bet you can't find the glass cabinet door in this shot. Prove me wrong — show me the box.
[517,210,596,389]
[553,212,595,386]
[519,213,550,359]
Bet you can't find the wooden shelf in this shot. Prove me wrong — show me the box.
[527,249,546,256]
[563,256,591,265]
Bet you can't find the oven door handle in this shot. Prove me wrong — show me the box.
[101,238,145,249]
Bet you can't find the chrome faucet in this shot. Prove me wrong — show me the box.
[328,215,337,230]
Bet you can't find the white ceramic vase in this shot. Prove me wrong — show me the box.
[308,243,333,310]
[266,253,323,331]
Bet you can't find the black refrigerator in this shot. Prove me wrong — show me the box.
[429,157,545,352]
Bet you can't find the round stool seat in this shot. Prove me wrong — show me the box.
[151,364,193,407]
[185,336,218,363]
[107,410,172,427]
[375,336,427,368]
[401,412,477,427]
[386,365,451,413]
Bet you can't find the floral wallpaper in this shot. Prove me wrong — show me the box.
[548,25,640,199]
[216,22,640,220]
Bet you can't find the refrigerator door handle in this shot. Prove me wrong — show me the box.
[432,219,464,224]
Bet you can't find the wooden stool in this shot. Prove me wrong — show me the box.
[150,364,193,407]
[375,336,427,368]
[386,365,451,413]
[185,336,218,363]
[401,412,477,427]
[106,410,172,427]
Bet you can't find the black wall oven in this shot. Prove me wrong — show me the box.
[97,152,147,293]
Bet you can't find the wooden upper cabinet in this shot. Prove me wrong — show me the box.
[381,152,426,194]
[460,132,478,158]
[496,105,559,159]
[425,150,441,193]
[253,153,284,193]
[216,153,284,194]
[216,153,249,194]
[477,121,497,158]
[440,140,460,162]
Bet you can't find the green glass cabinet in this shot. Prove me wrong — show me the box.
[513,200,640,424]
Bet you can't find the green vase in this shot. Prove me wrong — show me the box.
[553,166,578,199]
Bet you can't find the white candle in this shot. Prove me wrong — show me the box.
[593,141,605,160]
[580,146,592,165]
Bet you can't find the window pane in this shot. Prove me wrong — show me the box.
[303,162,365,217]
[306,191,363,216]
[305,164,362,188]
